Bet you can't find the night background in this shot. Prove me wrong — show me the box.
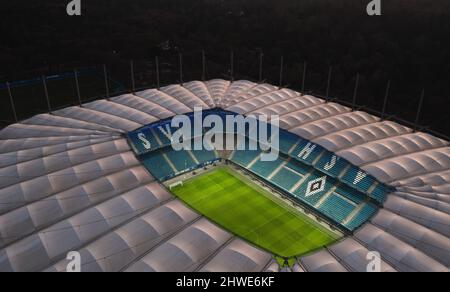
[0,0,449,136]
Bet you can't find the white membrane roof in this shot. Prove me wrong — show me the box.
[0,79,448,272]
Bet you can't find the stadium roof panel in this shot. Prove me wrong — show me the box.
[0,79,448,272]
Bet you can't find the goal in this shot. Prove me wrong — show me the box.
[169,181,183,190]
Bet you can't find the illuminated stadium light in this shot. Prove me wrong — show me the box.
[0,80,448,272]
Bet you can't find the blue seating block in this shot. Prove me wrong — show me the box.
[270,167,303,191]
[231,149,261,167]
[370,183,390,204]
[278,132,299,154]
[250,156,284,178]
[285,159,311,176]
[192,149,218,164]
[290,140,324,165]
[314,152,348,178]
[165,148,196,172]
[318,194,356,223]
[345,203,377,230]
[334,184,366,204]
[141,151,174,180]
[293,171,334,206]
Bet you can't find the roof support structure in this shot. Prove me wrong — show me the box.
[179,53,183,83]
[259,51,264,82]
[230,51,234,82]
[279,56,284,88]
[74,69,82,106]
[6,82,18,122]
[414,89,425,131]
[155,56,160,90]
[381,80,391,120]
[301,61,307,94]
[42,75,51,113]
[202,50,206,81]
[325,66,333,101]
[352,73,360,111]
[130,60,136,93]
[103,64,110,98]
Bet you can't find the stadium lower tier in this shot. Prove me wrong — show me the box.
[139,145,378,232]
[141,146,220,181]
[230,149,378,232]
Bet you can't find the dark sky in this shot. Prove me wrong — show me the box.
[0,0,449,135]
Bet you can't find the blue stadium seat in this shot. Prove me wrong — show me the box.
[318,194,356,223]
[314,151,348,178]
[250,156,284,178]
[127,128,164,154]
[290,140,324,165]
[231,149,261,168]
[292,171,334,206]
[369,183,390,204]
[192,149,218,164]
[334,184,366,204]
[270,167,302,191]
[345,203,377,231]
[164,148,197,172]
[141,151,175,180]
[152,128,172,147]
[141,146,219,181]
[278,131,300,154]
[255,120,274,141]
[284,159,311,176]
[341,165,376,194]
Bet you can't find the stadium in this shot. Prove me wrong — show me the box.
[0,79,448,272]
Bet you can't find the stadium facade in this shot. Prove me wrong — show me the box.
[0,80,448,272]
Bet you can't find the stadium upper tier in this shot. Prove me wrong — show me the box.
[0,80,448,272]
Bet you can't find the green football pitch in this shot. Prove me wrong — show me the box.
[171,167,340,257]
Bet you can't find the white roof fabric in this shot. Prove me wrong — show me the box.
[0,79,448,272]
[300,249,348,272]
[126,218,234,272]
[199,238,273,272]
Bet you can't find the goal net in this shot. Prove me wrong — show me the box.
[169,181,183,190]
